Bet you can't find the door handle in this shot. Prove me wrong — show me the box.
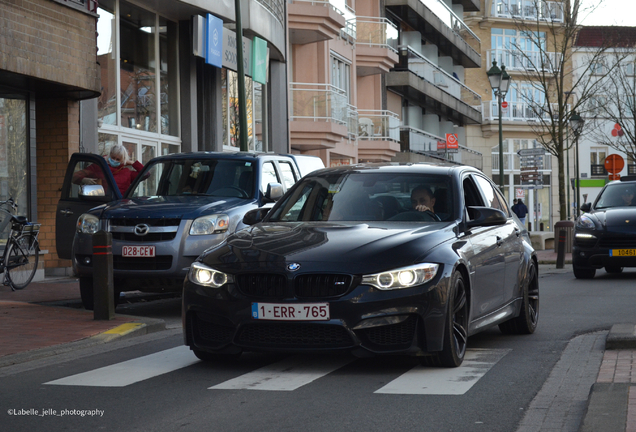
[60,209,73,216]
[496,236,503,247]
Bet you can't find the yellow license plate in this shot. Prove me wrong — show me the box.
[610,249,636,257]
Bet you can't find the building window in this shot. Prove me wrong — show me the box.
[590,147,607,176]
[331,54,351,103]
[0,95,28,231]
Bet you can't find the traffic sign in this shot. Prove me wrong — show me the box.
[502,101,508,108]
[518,148,546,156]
[604,154,624,174]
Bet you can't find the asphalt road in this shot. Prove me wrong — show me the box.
[2,266,635,432]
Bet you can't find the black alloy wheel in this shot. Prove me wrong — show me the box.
[421,271,468,368]
[499,262,539,335]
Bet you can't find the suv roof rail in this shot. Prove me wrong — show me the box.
[619,175,636,182]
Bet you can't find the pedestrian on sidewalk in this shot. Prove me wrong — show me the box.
[512,198,528,226]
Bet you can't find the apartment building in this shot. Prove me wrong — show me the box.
[463,0,570,231]
[289,0,484,169]
[573,26,636,206]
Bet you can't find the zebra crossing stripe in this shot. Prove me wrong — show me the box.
[374,348,510,395]
[44,346,198,387]
[209,355,355,391]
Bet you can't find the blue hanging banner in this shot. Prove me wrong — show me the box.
[206,14,223,68]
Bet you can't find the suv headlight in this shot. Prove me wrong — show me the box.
[77,214,100,234]
[576,215,595,230]
[189,214,230,235]
[362,263,439,290]
[188,262,234,288]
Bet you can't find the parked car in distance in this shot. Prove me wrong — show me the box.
[183,163,539,367]
[56,151,307,310]
[284,154,326,177]
[573,176,636,279]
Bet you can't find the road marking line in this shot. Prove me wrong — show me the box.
[210,355,354,391]
[375,348,510,395]
[44,346,198,387]
[102,323,144,335]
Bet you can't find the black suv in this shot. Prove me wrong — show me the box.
[573,176,636,279]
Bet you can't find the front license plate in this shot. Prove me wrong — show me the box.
[252,303,330,321]
[610,249,636,257]
[122,245,155,257]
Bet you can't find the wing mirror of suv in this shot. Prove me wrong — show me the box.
[243,207,269,226]
[265,182,284,202]
[79,185,106,199]
[580,202,591,212]
[466,206,508,228]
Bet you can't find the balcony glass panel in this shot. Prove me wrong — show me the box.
[491,0,564,22]
[483,101,568,122]
[402,47,482,110]
[350,17,398,51]
[487,49,562,72]
[358,110,401,141]
[289,83,350,126]
[421,0,481,56]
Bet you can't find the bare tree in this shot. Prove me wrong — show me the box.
[587,47,636,164]
[496,0,621,220]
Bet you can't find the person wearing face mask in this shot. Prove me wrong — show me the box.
[72,145,144,195]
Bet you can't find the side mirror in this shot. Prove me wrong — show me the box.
[243,208,269,226]
[265,182,284,202]
[580,202,591,212]
[79,185,106,198]
[466,206,507,228]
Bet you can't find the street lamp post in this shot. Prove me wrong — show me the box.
[487,61,512,192]
[570,111,585,217]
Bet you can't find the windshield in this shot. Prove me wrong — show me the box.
[594,183,636,209]
[268,172,455,222]
[128,159,254,199]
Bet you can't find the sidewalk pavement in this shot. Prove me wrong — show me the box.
[0,254,634,431]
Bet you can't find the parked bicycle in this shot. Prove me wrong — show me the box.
[0,198,40,290]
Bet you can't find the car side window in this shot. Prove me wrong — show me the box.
[261,162,279,193]
[278,161,297,190]
[473,175,508,215]
[463,176,484,208]
[70,160,110,198]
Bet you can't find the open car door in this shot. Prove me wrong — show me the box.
[55,153,122,259]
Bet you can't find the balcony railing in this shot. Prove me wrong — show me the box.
[347,104,359,142]
[421,0,481,57]
[487,49,562,72]
[491,0,564,22]
[400,46,482,110]
[591,164,608,176]
[349,17,398,51]
[289,83,351,126]
[482,101,568,121]
[358,110,401,141]
[255,0,285,26]
[400,125,483,169]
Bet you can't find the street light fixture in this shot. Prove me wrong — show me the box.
[570,111,585,217]
[487,61,512,192]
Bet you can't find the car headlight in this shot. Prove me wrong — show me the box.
[189,214,230,235]
[576,215,595,230]
[188,262,234,288]
[362,263,439,290]
[77,214,100,234]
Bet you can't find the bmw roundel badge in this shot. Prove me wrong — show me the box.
[287,263,301,271]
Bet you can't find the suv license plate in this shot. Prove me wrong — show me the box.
[252,303,330,321]
[610,249,636,257]
[122,245,155,257]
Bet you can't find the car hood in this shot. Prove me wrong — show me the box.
[199,222,456,274]
[94,196,255,219]
[588,207,636,233]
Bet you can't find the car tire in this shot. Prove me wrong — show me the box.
[79,277,120,310]
[192,349,242,362]
[499,262,539,335]
[420,271,468,368]
[573,266,596,279]
[605,266,624,274]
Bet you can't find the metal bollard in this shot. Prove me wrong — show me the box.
[92,230,114,320]
[556,229,567,269]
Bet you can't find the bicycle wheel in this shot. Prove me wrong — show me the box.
[6,235,39,290]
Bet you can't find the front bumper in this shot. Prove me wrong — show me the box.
[573,232,636,269]
[72,220,228,292]
[182,275,450,357]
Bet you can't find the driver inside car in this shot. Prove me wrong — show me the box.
[411,185,436,214]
